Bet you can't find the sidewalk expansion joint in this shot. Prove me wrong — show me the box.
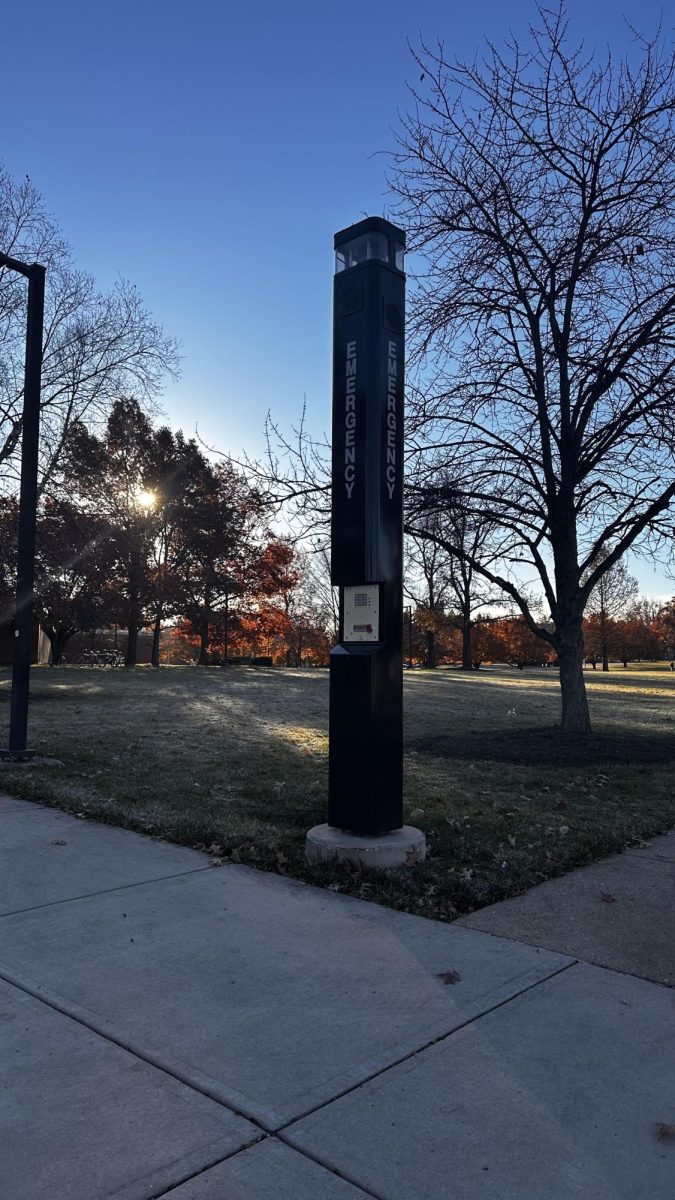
[0,965,388,1200]
[275,1134,393,1200]
[149,1135,382,1200]
[149,1134,269,1199]
[0,865,212,919]
[0,954,577,1150]
[272,959,578,1136]
[0,964,271,1136]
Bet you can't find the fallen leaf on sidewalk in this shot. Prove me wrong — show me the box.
[51,839,67,846]
[655,1123,675,1142]
[437,969,462,985]
[600,892,617,904]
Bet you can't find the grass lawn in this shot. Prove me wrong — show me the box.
[1,663,673,921]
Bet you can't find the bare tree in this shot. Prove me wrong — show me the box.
[0,166,179,494]
[393,7,675,732]
[406,507,505,668]
[584,550,638,670]
[405,533,454,667]
[301,544,339,642]
[244,403,331,546]
[276,547,336,663]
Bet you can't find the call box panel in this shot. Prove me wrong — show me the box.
[343,585,380,643]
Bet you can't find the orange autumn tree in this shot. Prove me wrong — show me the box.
[496,617,555,669]
[211,539,300,662]
[235,544,333,665]
[614,601,667,666]
[236,539,298,661]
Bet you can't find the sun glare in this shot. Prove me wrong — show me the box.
[134,488,156,510]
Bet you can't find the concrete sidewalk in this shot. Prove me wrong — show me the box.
[1,795,673,1199]
[457,830,675,986]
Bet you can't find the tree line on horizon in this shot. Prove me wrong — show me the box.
[405,602,675,673]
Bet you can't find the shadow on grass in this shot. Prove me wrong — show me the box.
[411,725,675,765]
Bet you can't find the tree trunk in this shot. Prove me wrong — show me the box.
[461,619,472,671]
[151,608,163,669]
[602,648,609,671]
[426,629,437,669]
[557,625,591,733]
[551,484,590,732]
[197,618,210,665]
[45,626,76,666]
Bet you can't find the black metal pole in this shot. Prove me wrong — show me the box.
[4,263,45,759]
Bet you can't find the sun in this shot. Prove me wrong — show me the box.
[134,488,156,510]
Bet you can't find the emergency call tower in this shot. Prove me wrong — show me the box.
[306,217,426,867]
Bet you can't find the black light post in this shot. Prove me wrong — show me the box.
[0,252,46,761]
[305,217,425,867]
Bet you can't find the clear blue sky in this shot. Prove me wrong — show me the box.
[2,0,672,596]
